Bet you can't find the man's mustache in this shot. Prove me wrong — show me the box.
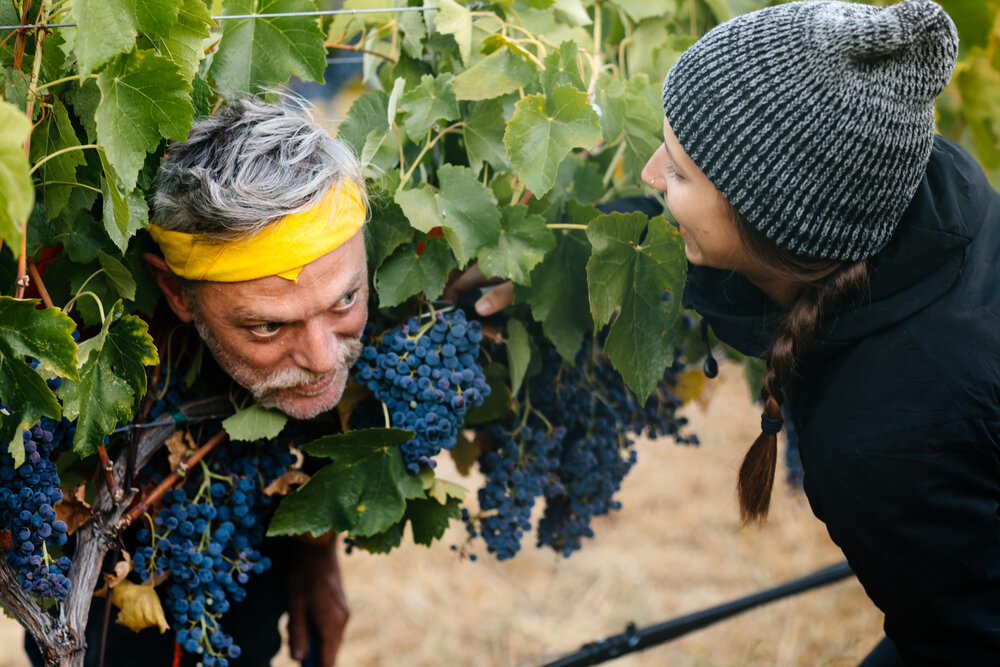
[252,337,364,396]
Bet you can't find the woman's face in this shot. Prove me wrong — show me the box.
[641,117,749,271]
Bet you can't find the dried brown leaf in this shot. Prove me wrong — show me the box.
[264,470,311,497]
[110,580,169,634]
[55,481,92,535]
[164,430,198,471]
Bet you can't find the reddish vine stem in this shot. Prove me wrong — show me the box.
[11,0,32,69]
[96,446,122,502]
[27,261,54,308]
[121,430,229,529]
[324,41,397,63]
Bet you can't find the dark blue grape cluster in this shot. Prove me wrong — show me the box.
[0,422,71,601]
[468,335,698,559]
[469,423,566,560]
[356,309,490,473]
[135,440,292,665]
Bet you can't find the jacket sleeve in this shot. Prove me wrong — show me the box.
[804,421,1000,667]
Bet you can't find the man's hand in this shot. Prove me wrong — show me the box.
[287,537,349,667]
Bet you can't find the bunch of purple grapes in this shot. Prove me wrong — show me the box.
[470,423,566,560]
[355,309,490,473]
[0,421,71,601]
[470,336,697,559]
[134,440,292,665]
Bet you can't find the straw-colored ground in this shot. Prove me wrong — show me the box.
[1,362,884,667]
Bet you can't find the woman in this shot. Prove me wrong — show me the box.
[640,0,999,664]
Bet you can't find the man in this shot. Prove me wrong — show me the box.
[146,98,363,667]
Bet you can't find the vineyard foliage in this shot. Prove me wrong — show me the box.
[0,0,997,592]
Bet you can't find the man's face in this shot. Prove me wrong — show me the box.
[186,231,368,420]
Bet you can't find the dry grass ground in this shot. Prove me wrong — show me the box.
[1,362,884,667]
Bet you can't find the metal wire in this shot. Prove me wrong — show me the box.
[0,6,437,31]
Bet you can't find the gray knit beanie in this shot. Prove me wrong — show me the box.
[661,0,959,261]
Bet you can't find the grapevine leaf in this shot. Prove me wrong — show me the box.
[0,101,33,251]
[433,0,473,65]
[506,319,531,397]
[212,0,327,94]
[60,301,159,458]
[0,298,79,460]
[540,41,585,93]
[517,221,593,361]
[464,98,510,172]
[610,0,675,23]
[350,520,405,554]
[365,197,414,272]
[398,9,427,60]
[268,428,423,538]
[374,238,456,308]
[30,99,86,221]
[97,252,137,301]
[464,362,512,425]
[504,84,601,197]
[452,48,537,101]
[103,187,149,254]
[336,89,391,162]
[109,580,170,634]
[477,205,555,285]
[597,75,663,181]
[96,49,195,191]
[394,164,500,266]
[222,404,289,441]
[398,74,459,139]
[150,0,213,83]
[586,212,685,401]
[427,477,467,504]
[73,0,180,75]
[407,496,461,545]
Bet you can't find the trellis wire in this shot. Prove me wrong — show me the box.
[0,6,437,31]
[537,561,855,667]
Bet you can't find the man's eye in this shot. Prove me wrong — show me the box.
[337,290,359,308]
[249,322,281,336]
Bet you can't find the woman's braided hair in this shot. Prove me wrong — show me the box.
[725,202,871,523]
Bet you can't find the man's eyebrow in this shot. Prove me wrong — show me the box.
[230,274,366,324]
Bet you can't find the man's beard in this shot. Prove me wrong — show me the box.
[191,314,363,420]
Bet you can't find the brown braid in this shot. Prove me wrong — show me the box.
[725,204,871,523]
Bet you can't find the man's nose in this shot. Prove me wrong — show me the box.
[292,319,339,375]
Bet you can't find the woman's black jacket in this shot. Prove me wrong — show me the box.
[682,136,1000,666]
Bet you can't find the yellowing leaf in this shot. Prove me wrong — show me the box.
[672,369,706,405]
[428,478,467,505]
[164,430,197,471]
[110,580,169,634]
[0,101,33,252]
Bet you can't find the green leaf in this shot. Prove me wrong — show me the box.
[395,164,500,266]
[478,205,555,285]
[407,496,461,545]
[60,301,159,458]
[464,98,511,173]
[268,428,424,538]
[398,8,427,60]
[212,0,327,93]
[73,0,180,75]
[586,212,686,401]
[598,75,662,181]
[504,84,601,197]
[609,0,675,23]
[452,47,537,101]
[103,187,150,253]
[96,49,195,191]
[29,99,86,221]
[398,74,460,139]
[222,404,289,441]
[540,41,585,93]
[351,520,405,554]
[0,298,80,459]
[336,89,400,172]
[97,251,137,301]
[518,218,593,361]
[374,237,456,307]
[366,196,415,272]
[506,319,531,397]
[464,362,512,425]
[0,101,33,251]
[434,0,473,65]
[150,0,214,83]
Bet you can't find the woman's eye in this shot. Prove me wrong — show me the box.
[249,322,281,336]
[337,290,359,308]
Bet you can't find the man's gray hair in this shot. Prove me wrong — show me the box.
[152,97,366,241]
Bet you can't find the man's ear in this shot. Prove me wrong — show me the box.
[143,253,195,323]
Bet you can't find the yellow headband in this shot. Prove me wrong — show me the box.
[148,181,366,283]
